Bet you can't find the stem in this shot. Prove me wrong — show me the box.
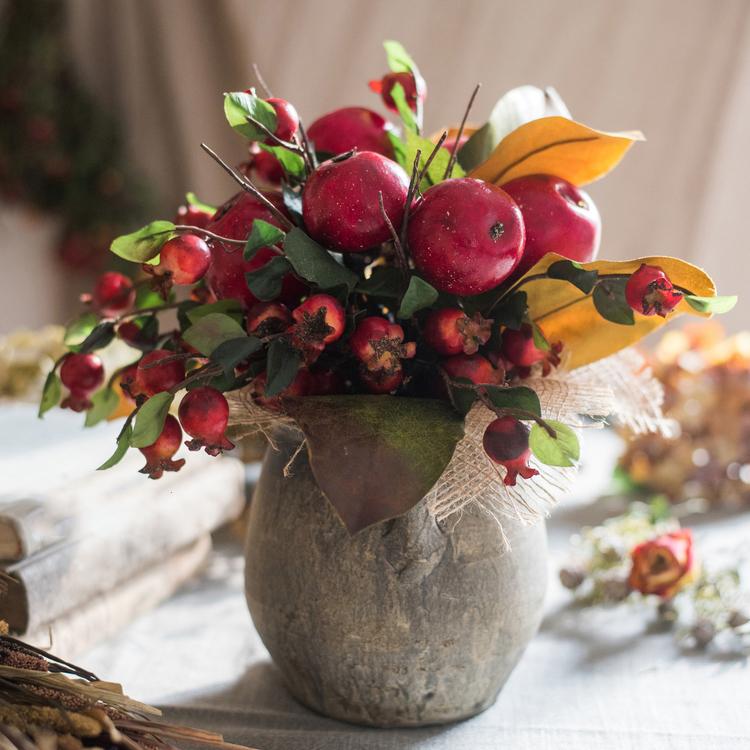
[244,115,307,156]
[200,143,294,230]
[416,132,448,189]
[444,83,481,180]
[174,225,245,246]
[378,191,409,280]
[296,120,317,169]
[252,62,274,97]
[139,352,193,370]
[399,148,422,248]
[115,302,182,322]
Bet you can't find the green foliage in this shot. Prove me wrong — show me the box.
[64,313,98,348]
[265,338,302,397]
[223,91,277,140]
[185,192,216,214]
[186,299,244,325]
[110,221,175,263]
[245,256,293,301]
[38,371,61,418]
[244,219,286,260]
[529,420,580,467]
[98,423,133,470]
[259,144,305,179]
[593,278,635,325]
[397,275,439,318]
[390,82,418,133]
[283,228,358,292]
[210,336,263,375]
[356,267,404,300]
[484,386,542,417]
[84,388,120,427]
[492,291,528,329]
[383,40,419,73]
[547,260,599,294]
[183,313,247,356]
[130,392,174,448]
[684,294,737,314]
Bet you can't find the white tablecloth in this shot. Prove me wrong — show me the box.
[83,432,750,750]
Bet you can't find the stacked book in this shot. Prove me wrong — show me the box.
[0,403,246,656]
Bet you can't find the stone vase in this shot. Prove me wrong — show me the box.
[244,436,548,727]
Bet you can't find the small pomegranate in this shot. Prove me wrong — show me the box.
[360,363,404,394]
[178,386,235,456]
[117,320,157,351]
[139,414,186,479]
[90,272,135,317]
[246,302,293,337]
[205,191,304,308]
[240,149,283,187]
[625,264,683,317]
[482,416,539,486]
[251,369,313,411]
[291,294,346,361]
[424,308,492,356]
[303,151,409,252]
[349,317,416,374]
[368,71,425,113]
[135,349,186,397]
[502,174,601,279]
[441,353,501,385]
[175,203,212,229]
[501,324,562,376]
[145,234,211,295]
[408,178,525,295]
[265,97,299,142]
[307,107,396,158]
[59,353,105,411]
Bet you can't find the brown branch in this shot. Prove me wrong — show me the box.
[444,83,481,179]
[252,62,274,98]
[399,148,422,247]
[378,191,409,279]
[174,225,245,246]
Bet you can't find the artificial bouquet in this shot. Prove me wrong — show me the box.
[39,41,735,535]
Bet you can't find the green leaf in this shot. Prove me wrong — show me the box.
[265,338,302,397]
[403,130,462,189]
[684,294,738,314]
[98,423,133,470]
[484,385,542,418]
[283,228,358,292]
[383,40,419,74]
[282,186,303,224]
[71,322,116,353]
[531,321,551,351]
[529,420,580,467]
[593,278,635,325]
[130,392,174,448]
[245,255,293,301]
[111,221,175,263]
[492,291,528,329]
[85,388,120,427]
[185,192,216,215]
[244,219,286,260]
[258,144,306,179]
[135,284,171,310]
[223,91,277,140]
[186,299,244,325]
[547,260,599,294]
[458,85,571,172]
[390,82,418,134]
[356,266,404,299]
[183,313,247,356]
[397,275,439,318]
[210,336,263,375]
[38,371,61,418]
[64,313,98,348]
[446,377,477,416]
[286,395,464,533]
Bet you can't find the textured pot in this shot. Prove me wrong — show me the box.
[244,437,548,727]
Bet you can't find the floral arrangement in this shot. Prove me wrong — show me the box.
[38,41,736,534]
[559,500,750,655]
[619,323,750,509]
[0,622,252,749]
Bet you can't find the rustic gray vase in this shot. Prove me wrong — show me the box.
[244,437,548,727]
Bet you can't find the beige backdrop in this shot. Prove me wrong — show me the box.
[5,0,749,331]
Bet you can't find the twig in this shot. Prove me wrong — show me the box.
[244,115,306,155]
[444,83,481,179]
[200,143,294,229]
[297,120,317,169]
[174,225,245,246]
[416,132,447,188]
[139,352,193,370]
[252,62,274,98]
[378,191,409,279]
[399,148,422,247]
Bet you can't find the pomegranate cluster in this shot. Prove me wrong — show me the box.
[40,40,733,488]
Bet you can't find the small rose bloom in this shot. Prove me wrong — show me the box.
[625,263,683,317]
[627,529,695,598]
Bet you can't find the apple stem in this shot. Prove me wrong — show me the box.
[444,83,481,180]
[377,191,409,280]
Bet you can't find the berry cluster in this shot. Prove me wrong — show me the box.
[40,41,733,488]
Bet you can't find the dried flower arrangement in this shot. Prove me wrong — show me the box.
[0,622,253,749]
[38,41,736,536]
[559,500,750,655]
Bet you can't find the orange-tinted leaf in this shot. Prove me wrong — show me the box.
[469,116,644,187]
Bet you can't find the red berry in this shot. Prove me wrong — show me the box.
[359,364,404,394]
[501,324,546,368]
[307,107,396,158]
[139,414,186,479]
[205,191,305,309]
[368,71,425,113]
[135,349,186,397]
[408,178,525,295]
[291,294,346,361]
[118,364,142,400]
[349,317,416,373]
[175,204,212,229]
[265,97,299,142]
[156,234,211,285]
[116,320,157,351]
[251,369,313,411]
[246,302,293,337]
[59,353,105,411]
[303,151,409,252]
[625,264,683,317]
[501,174,601,280]
[441,353,501,386]
[91,272,135,317]
[424,308,492,356]
[178,386,235,456]
[482,416,539,486]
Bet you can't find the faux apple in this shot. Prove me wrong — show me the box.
[408,178,525,295]
[205,191,305,308]
[307,107,396,158]
[501,174,601,279]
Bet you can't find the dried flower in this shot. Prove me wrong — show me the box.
[628,529,696,598]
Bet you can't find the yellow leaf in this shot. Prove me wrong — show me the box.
[517,254,716,370]
[428,125,478,144]
[469,116,644,186]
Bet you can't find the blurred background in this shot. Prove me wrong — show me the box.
[1,0,748,333]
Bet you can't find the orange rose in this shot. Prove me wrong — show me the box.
[627,529,695,598]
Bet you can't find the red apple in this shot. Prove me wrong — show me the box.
[307,107,396,159]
